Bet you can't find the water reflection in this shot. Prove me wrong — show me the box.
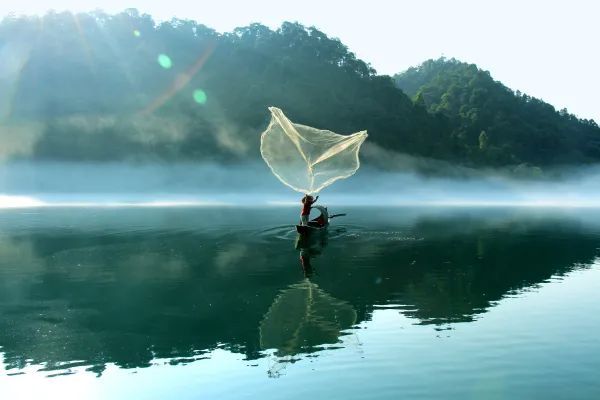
[295,232,328,277]
[0,207,598,377]
[260,279,356,377]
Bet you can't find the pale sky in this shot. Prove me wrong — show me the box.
[1,0,598,122]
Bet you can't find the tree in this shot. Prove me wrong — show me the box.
[394,57,600,167]
[478,130,488,151]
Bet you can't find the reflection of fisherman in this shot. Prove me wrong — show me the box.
[300,194,319,226]
[299,248,313,277]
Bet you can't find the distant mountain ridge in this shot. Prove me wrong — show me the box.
[0,11,599,171]
[394,58,600,167]
[0,10,443,164]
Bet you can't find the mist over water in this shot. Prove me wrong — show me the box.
[2,161,600,207]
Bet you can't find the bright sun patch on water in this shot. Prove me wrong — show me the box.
[0,196,228,208]
[0,195,44,208]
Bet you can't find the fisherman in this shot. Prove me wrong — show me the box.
[300,194,319,226]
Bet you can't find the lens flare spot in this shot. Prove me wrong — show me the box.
[157,54,172,69]
[193,89,208,104]
[133,30,141,37]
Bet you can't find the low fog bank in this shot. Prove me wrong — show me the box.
[3,161,600,207]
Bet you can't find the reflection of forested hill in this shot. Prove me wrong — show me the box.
[1,11,598,168]
[320,215,600,325]
[0,208,597,374]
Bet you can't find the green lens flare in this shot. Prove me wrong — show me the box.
[157,54,172,69]
[133,30,141,37]
[193,89,207,104]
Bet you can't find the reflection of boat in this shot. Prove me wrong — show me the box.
[295,227,328,252]
[296,205,329,234]
[259,279,357,358]
[295,222,328,277]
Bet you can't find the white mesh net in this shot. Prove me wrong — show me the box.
[260,107,368,194]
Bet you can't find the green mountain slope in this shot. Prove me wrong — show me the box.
[1,11,598,170]
[394,58,600,166]
[0,11,447,163]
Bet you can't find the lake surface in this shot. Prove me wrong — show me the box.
[1,206,600,399]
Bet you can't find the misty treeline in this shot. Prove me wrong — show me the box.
[0,9,599,171]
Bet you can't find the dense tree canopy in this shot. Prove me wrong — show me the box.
[0,11,599,170]
[394,58,600,167]
[0,10,442,163]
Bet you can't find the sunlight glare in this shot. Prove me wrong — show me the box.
[193,89,207,104]
[157,54,172,69]
[0,195,44,208]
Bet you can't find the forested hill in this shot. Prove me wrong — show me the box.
[0,10,599,169]
[394,58,600,166]
[0,10,444,163]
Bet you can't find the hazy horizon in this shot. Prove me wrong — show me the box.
[4,161,600,208]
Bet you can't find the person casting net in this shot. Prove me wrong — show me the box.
[260,107,368,195]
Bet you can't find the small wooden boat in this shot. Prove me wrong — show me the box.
[296,223,328,235]
[296,205,334,235]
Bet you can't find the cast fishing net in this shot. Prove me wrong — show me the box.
[260,107,368,194]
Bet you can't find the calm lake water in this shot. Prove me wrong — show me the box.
[1,206,600,399]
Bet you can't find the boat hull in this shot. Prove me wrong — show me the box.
[296,224,328,235]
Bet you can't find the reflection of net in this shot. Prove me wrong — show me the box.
[260,107,367,194]
[259,279,357,357]
[267,355,291,379]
